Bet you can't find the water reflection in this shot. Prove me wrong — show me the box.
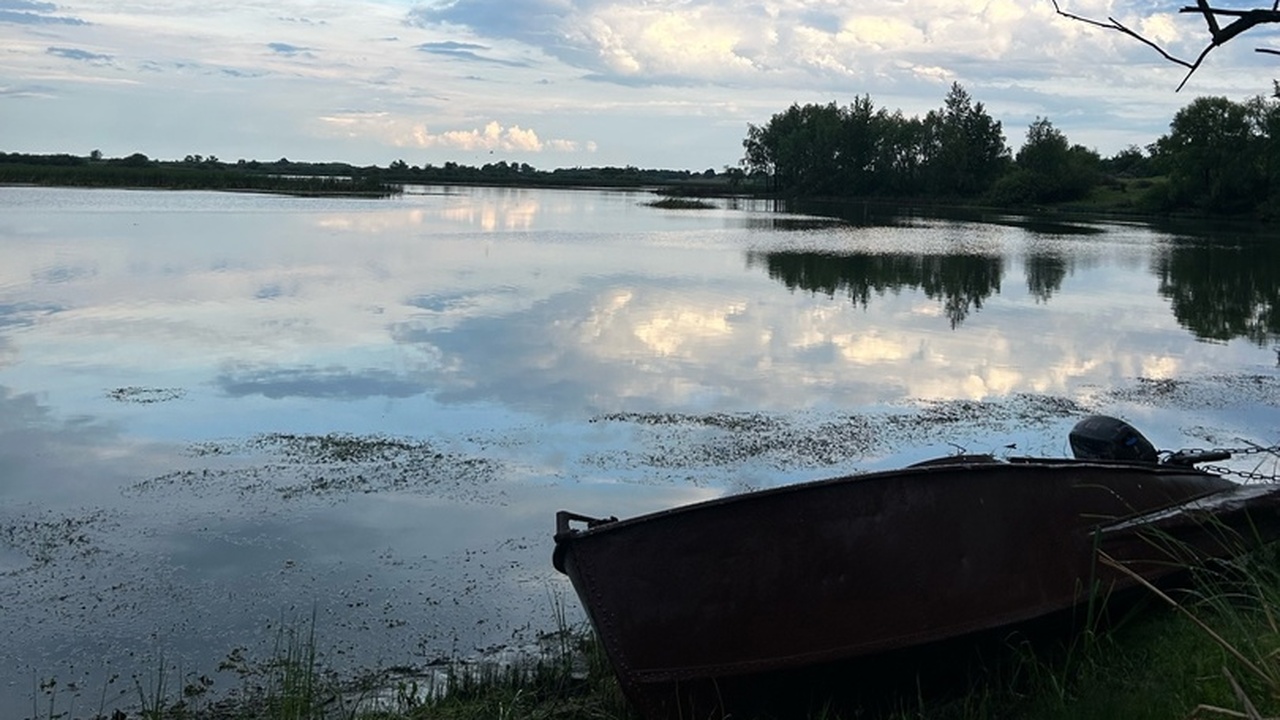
[0,186,1277,715]
[1154,237,1280,346]
[1025,251,1070,304]
[747,251,1004,328]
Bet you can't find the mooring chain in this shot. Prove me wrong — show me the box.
[1199,443,1280,482]
[1202,464,1280,482]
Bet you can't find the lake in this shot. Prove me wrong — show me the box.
[1,185,1277,715]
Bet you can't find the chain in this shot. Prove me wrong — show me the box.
[1176,444,1280,457]
[1228,444,1280,457]
[1199,443,1280,482]
[1203,464,1280,482]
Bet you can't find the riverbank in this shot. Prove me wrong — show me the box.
[2,150,1263,224]
[4,184,1276,719]
[39,545,1280,719]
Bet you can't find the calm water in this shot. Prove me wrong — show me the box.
[1,185,1278,714]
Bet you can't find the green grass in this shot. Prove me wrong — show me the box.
[34,544,1280,719]
[1051,176,1171,215]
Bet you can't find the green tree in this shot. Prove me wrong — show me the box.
[118,152,152,168]
[1102,145,1156,177]
[741,85,1007,199]
[872,111,928,195]
[1017,118,1070,175]
[742,102,847,195]
[838,95,881,195]
[990,117,1099,204]
[925,83,1009,196]
[1153,96,1268,213]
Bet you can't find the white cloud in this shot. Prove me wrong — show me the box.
[2,0,1277,168]
[1139,13,1181,46]
[316,113,592,153]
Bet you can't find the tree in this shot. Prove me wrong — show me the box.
[1153,95,1267,212]
[838,95,881,195]
[989,118,1098,204]
[1017,118,1071,176]
[1102,145,1156,177]
[118,152,152,168]
[742,102,847,194]
[1053,1,1280,90]
[924,83,1009,196]
[872,110,928,195]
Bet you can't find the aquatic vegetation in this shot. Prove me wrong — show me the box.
[646,197,716,210]
[131,432,502,502]
[106,387,186,404]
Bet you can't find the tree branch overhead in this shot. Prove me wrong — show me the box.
[1053,0,1280,90]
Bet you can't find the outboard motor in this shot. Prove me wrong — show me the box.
[1069,415,1158,463]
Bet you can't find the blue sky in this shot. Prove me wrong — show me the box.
[3,0,1279,170]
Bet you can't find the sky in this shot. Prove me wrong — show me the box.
[3,0,1280,171]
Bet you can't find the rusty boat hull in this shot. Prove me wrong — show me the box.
[552,457,1280,718]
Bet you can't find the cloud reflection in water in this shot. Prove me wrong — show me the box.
[0,187,1276,715]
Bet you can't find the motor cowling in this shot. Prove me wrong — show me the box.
[1069,415,1158,463]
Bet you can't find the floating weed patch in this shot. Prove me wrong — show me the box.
[131,432,503,502]
[106,386,186,404]
[0,509,110,571]
[646,197,716,210]
[591,411,782,432]
[249,432,436,464]
[1103,374,1280,410]
[587,411,877,471]
[898,393,1093,428]
[586,396,1090,478]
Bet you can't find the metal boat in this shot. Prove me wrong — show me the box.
[552,417,1280,718]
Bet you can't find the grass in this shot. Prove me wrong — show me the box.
[32,544,1280,720]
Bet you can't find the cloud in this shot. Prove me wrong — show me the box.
[0,0,1270,168]
[317,112,594,153]
[0,0,86,25]
[415,40,530,67]
[216,365,427,400]
[221,67,266,78]
[267,42,313,56]
[277,15,328,26]
[0,301,62,330]
[403,2,869,86]
[46,46,112,63]
[0,84,57,99]
[418,40,487,52]
[406,0,568,46]
[401,0,1221,92]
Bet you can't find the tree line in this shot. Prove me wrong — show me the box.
[0,152,399,196]
[0,152,727,194]
[740,82,1280,215]
[8,85,1280,215]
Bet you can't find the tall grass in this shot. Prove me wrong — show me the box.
[31,541,1280,719]
[384,593,632,720]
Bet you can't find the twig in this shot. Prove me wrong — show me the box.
[1054,1,1280,90]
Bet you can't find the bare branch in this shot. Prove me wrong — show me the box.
[1052,0,1196,69]
[1055,1,1280,90]
[1197,0,1222,35]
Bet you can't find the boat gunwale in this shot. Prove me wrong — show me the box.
[554,457,1227,544]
